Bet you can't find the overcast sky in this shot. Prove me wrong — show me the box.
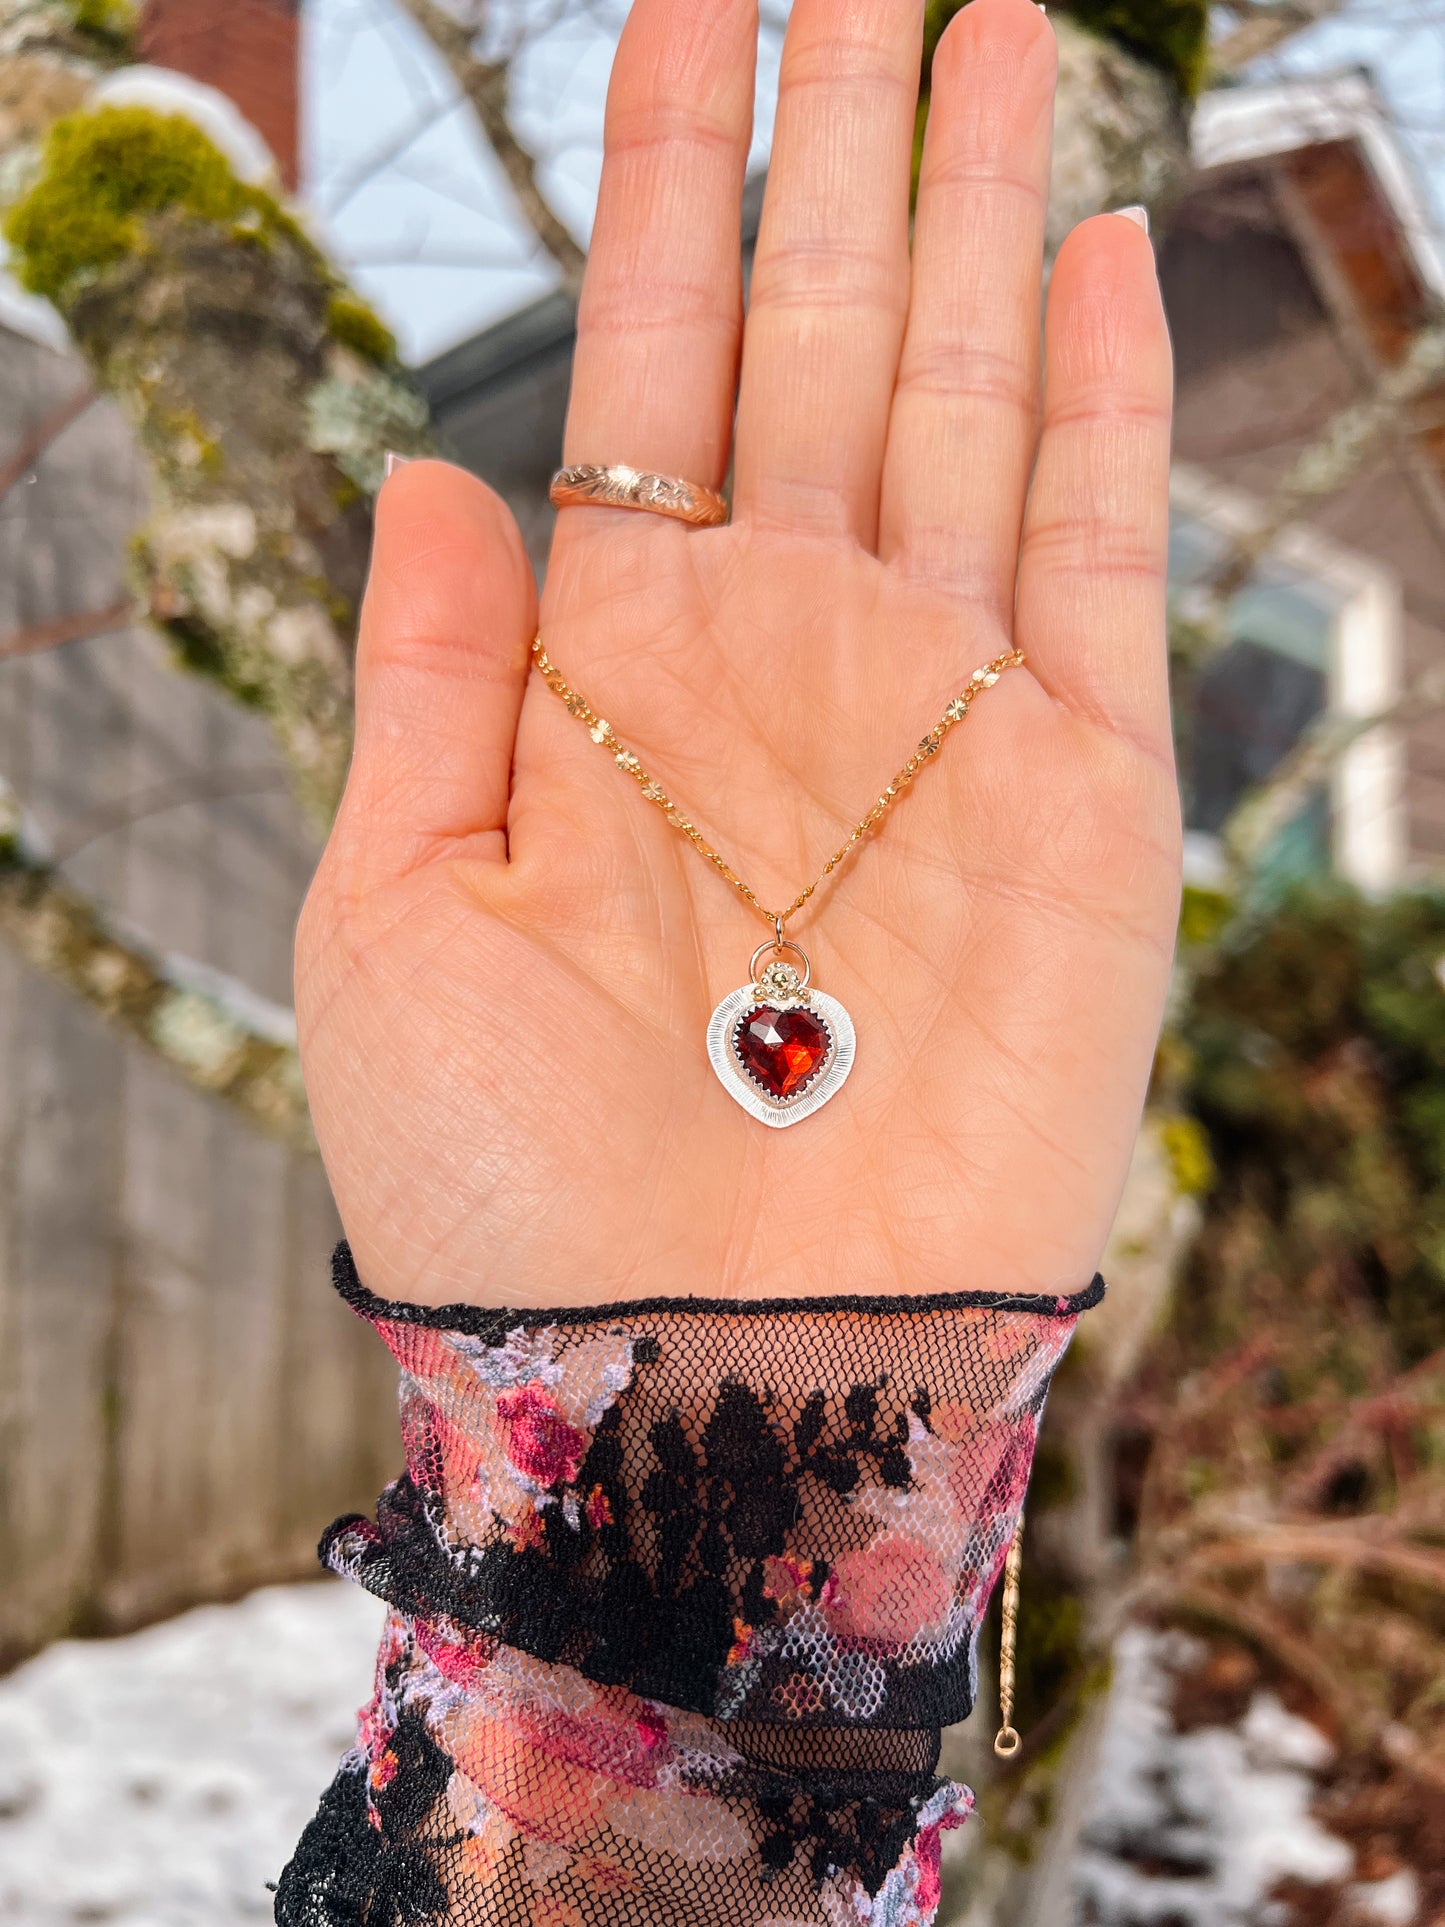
[303,0,1445,368]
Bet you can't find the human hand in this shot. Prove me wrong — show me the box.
[296,0,1180,1310]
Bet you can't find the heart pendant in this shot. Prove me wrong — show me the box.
[707,946,856,1127]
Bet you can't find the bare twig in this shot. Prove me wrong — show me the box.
[1190,1522,1445,1593]
[1151,1580,1445,1792]
[393,0,588,295]
[0,599,133,661]
[1281,1349,1445,1508]
[1213,1,1349,72]
[1221,662,1445,874]
[49,765,287,864]
[1221,326,1445,604]
[0,384,96,504]
[1179,323,1445,660]
[0,773,313,1151]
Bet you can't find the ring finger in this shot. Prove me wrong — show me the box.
[559,0,759,501]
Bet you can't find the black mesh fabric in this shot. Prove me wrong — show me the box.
[275,1245,1101,1927]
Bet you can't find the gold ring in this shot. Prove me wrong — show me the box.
[549,464,728,528]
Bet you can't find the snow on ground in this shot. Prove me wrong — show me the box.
[1073,1626,1362,1926]
[0,1595,1402,1927]
[0,1582,386,1927]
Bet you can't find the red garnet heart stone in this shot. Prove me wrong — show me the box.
[734,1005,832,1102]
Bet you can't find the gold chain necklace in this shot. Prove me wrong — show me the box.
[532,633,1025,1126]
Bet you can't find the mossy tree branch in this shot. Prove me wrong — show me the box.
[0,0,134,138]
[0,25,435,827]
[0,774,315,1150]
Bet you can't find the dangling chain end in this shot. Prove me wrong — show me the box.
[993,1513,1026,1762]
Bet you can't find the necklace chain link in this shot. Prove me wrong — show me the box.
[530,633,1025,932]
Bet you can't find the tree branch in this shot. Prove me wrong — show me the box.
[0,381,95,503]
[1213,1,1349,73]
[1220,324,1445,602]
[392,0,588,296]
[1145,1579,1445,1792]
[1189,1521,1445,1594]
[1175,323,1445,659]
[0,598,132,660]
[0,772,314,1151]
[1220,661,1445,875]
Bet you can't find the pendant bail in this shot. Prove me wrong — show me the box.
[774,914,786,951]
[748,937,812,991]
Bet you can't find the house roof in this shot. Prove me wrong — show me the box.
[1192,70,1444,304]
[1186,69,1444,505]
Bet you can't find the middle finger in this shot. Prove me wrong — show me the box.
[733,0,923,544]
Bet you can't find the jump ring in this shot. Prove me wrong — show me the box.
[749,937,812,991]
[549,464,728,529]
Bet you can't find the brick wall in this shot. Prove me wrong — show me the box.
[140,0,300,188]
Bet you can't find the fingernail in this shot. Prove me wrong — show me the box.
[1113,204,1150,235]
[383,450,414,479]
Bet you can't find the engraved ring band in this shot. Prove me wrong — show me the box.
[549,463,729,528]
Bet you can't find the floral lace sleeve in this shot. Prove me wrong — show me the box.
[275,1245,1101,1927]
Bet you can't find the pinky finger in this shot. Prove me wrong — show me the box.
[1016,211,1174,765]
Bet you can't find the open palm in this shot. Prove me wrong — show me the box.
[296,0,1180,1312]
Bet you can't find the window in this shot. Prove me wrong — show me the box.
[1170,466,1405,895]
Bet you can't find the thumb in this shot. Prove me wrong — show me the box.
[337,458,538,876]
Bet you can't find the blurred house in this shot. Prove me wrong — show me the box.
[422,69,1445,898]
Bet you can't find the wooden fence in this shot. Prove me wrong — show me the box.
[0,323,398,1666]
